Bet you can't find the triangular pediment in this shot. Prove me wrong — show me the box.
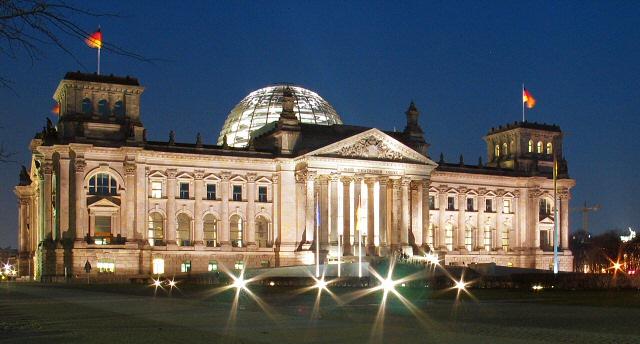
[87,196,121,208]
[304,129,435,165]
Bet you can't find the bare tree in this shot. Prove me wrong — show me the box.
[1,0,149,88]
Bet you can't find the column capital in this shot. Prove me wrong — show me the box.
[422,177,431,188]
[477,187,487,196]
[457,186,468,194]
[74,159,87,173]
[401,176,411,187]
[364,177,377,187]
[329,172,341,181]
[353,173,364,182]
[41,162,54,175]
[558,188,570,200]
[305,171,317,182]
[513,190,520,198]
[167,168,177,179]
[340,175,352,184]
[529,188,543,198]
[246,172,257,183]
[220,171,231,181]
[436,185,449,193]
[495,189,506,197]
[378,175,390,183]
[271,173,279,184]
[124,162,136,175]
[194,169,205,179]
[410,180,421,191]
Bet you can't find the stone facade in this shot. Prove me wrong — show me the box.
[14,72,575,280]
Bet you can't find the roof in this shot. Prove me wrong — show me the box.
[63,71,140,86]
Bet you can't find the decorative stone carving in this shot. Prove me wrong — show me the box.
[329,172,341,181]
[436,185,449,193]
[495,189,506,197]
[410,180,420,191]
[529,188,543,198]
[74,159,86,173]
[246,172,257,183]
[305,171,317,182]
[166,168,177,179]
[477,187,487,196]
[271,173,279,184]
[513,190,520,198]
[124,163,136,175]
[220,171,231,181]
[194,169,205,179]
[334,135,404,160]
[458,186,468,194]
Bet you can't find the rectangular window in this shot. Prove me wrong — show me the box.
[208,260,219,271]
[232,185,242,201]
[486,199,494,212]
[503,199,512,213]
[447,196,455,211]
[180,182,190,199]
[206,184,216,200]
[95,216,111,244]
[466,197,474,211]
[258,186,267,202]
[429,195,436,210]
[261,260,270,268]
[151,181,162,198]
[181,260,191,273]
[97,260,115,274]
[234,260,244,270]
[152,259,165,274]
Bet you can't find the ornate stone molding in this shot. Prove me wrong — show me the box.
[194,169,205,179]
[410,180,420,191]
[271,173,279,184]
[401,176,411,187]
[458,186,469,194]
[220,171,231,181]
[246,172,257,183]
[334,135,404,160]
[166,168,177,179]
[495,189,506,197]
[305,171,317,182]
[477,187,487,196]
[513,190,520,198]
[529,188,543,198]
[124,162,136,175]
[41,162,54,175]
[436,185,449,193]
[329,172,341,181]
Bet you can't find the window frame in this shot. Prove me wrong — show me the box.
[258,186,268,202]
[179,182,190,199]
[232,185,242,201]
[206,184,217,200]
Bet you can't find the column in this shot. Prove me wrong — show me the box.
[353,174,363,255]
[193,170,205,245]
[136,165,148,242]
[319,176,329,251]
[530,188,542,249]
[496,190,504,250]
[366,178,375,254]
[246,173,257,248]
[457,187,468,249]
[219,172,231,247]
[124,162,136,240]
[271,173,280,245]
[42,162,53,240]
[513,190,521,248]
[421,178,430,250]
[74,159,86,240]
[477,189,486,250]
[18,200,29,252]
[341,176,352,255]
[410,180,423,248]
[437,185,448,250]
[378,176,389,248]
[58,153,70,239]
[390,178,401,250]
[559,190,570,250]
[305,171,317,248]
[166,168,177,244]
[329,173,340,245]
[400,177,410,249]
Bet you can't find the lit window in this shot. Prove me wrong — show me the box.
[114,100,125,116]
[546,142,553,155]
[177,213,191,246]
[82,98,92,113]
[537,141,543,154]
[181,260,191,273]
[203,214,217,247]
[94,216,111,244]
[486,199,494,212]
[152,258,165,274]
[148,213,164,246]
[88,173,117,195]
[261,260,270,268]
[447,196,455,211]
[234,260,244,270]
[98,99,109,116]
[466,197,474,211]
[258,186,267,202]
[503,143,508,156]
[230,215,243,247]
[503,199,512,213]
[540,198,552,216]
[179,182,189,199]
[502,230,509,251]
[528,140,533,153]
[151,181,162,198]
[495,144,500,157]
[232,185,242,201]
[206,184,216,200]
[97,259,115,274]
[208,261,218,271]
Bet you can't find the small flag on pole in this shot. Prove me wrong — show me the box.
[85,28,102,49]
[523,88,536,108]
[52,103,60,115]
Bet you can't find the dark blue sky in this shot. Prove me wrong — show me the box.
[1,1,639,247]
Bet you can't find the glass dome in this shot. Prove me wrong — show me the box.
[218,83,342,147]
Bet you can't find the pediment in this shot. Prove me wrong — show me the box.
[87,196,121,208]
[148,171,166,179]
[304,129,435,165]
[539,216,555,224]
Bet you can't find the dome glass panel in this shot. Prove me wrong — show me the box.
[218,84,342,147]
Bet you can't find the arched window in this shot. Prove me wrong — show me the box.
[445,222,454,251]
[255,215,271,248]
[203,214,218,247]
[465,223,473,251]
[82,98,92,114]
[510,141,515,155]
[114,100,125,116]
[148,213,164,246]
[427,222,435,249]
[484,224,492,250]
[503,142,508,156]
[88,173,117,195]
[177,213,191,246]
[546,142,553,155]
[537,141,543,154]
[230,214,243,247]
[539,198,552,217]
[495,144,500,157]
[528,140,533,153]
[502,227,510,251]
[98,99,109,116]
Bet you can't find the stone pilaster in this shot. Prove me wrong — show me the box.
[124,162,136,240]
[193,170,205,245]
[366,178,376,254]
[74,159,86,241]
[165,168,177,244]
[219,171,231,248]
[246,173,257,248]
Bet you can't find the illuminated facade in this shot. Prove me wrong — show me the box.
[14,72,574,280]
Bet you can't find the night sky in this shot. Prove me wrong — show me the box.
[1,1,639,248]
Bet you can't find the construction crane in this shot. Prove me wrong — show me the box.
[571,202,601,234]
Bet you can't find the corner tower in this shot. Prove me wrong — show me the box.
[53,72,146,144]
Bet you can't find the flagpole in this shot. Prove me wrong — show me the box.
[97,47,101,75]
[553,154,559,274]
[358,195,362,278]
[316,192,320,278]
[522,83,525,122]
